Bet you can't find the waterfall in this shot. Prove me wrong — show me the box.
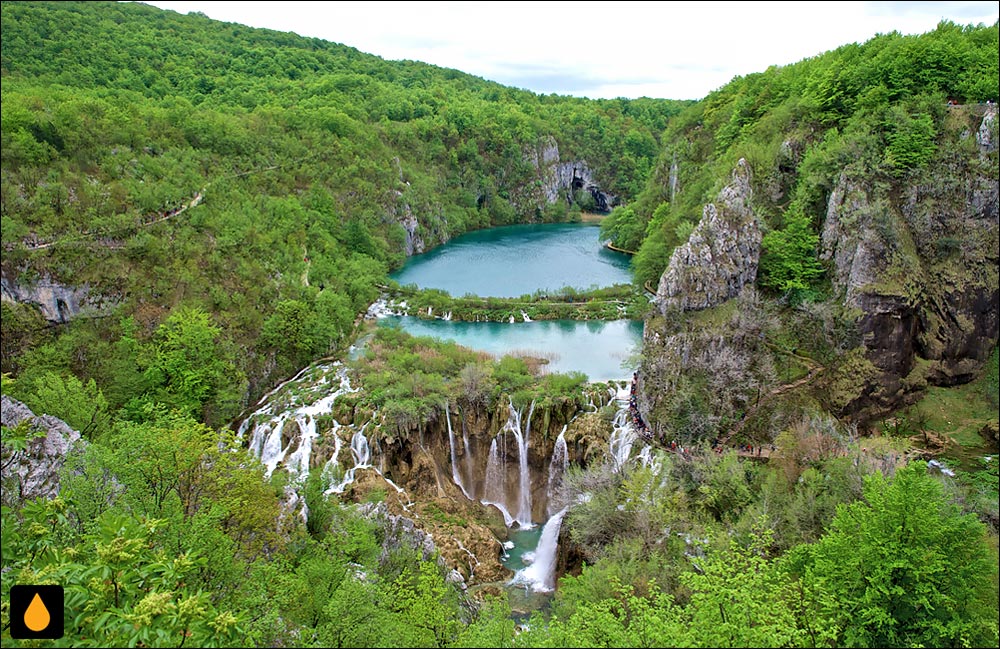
[446,402,473,500]
[351,429,370,467]
[637,444,660,472]
[322,431,343,485]
[242,363,357,482]
[461,415,475,496]
[509,508,567,592]
[325,428,371,494]
[609,407,637,471]
[547,426,568,516]
[481,437,515,527]
[256,413,290,476]
[283,414,316,478]
[509,400,535,528]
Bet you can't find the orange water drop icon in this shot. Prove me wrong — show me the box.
[24,592,51,632]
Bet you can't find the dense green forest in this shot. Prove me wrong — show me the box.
[600,19,999,290]
[2,2,998,647]
[0,0,686,412]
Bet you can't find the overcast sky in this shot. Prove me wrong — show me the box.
[137,1,999,100]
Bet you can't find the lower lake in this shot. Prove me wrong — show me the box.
[376,316,642,382]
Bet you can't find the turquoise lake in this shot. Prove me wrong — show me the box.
[381,222,642,381]
[377,317,642,382]
[390,223,632,297]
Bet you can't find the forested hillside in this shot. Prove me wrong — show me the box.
[1,0,686,416]
[2,3,998,648]
[602,19,998,289]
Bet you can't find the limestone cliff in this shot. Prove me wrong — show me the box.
[654,159,761,313]
[1,273,93,323]
[1,395,83,506]
[523,137,617,214]
[819,104,999,418]
[640,105,998,434]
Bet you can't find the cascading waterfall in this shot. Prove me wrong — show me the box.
[321,432,344,485]
[446,402,473,500]
[242,364,357,480]
[511,400,535,528]
[254,413,291,475]
[326,427,372,494]
[509,508,567,592]
[607,381,652,472]
[637,444,660,472]
[609,407,638,471]
[546,426,569,516]
[460,415,475,494]
[240,362,393,505]
[481,436,515,527]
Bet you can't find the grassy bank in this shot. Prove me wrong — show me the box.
[381,283,650,322]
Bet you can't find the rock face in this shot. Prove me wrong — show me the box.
[1,395,82,506]
[639,106,997,432]
[1,273,92,323]
[525,137,617,213]
[397,200,426,256]
[655,159,761,313]
[820,105,999,417]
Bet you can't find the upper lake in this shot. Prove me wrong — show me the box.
[390,223,632,297]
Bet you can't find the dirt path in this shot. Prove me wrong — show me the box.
[22,189,206,251]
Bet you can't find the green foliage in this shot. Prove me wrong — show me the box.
[883,103,939,174]
[11,370,111,440]
[786,462,1000,648]
[985,345,999,410]
[139,306,247,426]
[680,527,811,648]
[1,501,243,648]
[386,282,643,323]
[518,579,686,648]
[759,204,826,295]
[0,301,49,375]
[452,596,516,648]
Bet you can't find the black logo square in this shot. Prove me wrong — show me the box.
[9,584,64,640]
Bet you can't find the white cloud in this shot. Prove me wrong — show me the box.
[137,1,999,99]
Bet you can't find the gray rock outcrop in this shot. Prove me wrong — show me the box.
[526,137,617,212]
[1,395,82,505]
[655,158,761,313]
[1,273,91,323]
[819,106,999,416]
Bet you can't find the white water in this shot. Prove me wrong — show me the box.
[446,402,474,500]
[510,400,536,528]
[609,408,638,472]
[461,415,475,495]
[244,364,356,482]
[547,426,568,516]
[509,508,567,592]
[326,428,372,494]
[481,436,516,527]
[607,383,651,472]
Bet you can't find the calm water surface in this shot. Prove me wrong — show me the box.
[391,223,631,297]
[377,317,642,382]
